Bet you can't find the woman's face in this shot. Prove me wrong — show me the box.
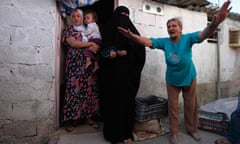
[71,11,83,26]
[167,20,182,41]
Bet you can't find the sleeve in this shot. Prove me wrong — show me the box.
[150,37,165,50]
[89,23,101,39]
[61,25,72,45]
[189,31,202,44]
[100,46,117,58]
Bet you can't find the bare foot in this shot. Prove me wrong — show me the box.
[85,59,92,69]
[169,134,178,144]
[92,64,99,73]
[187,132,201,141]
[65,120,78,132]
[86,119,100,129]
[123,138,132,144]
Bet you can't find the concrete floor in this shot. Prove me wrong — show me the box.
[55,130,223,144]
[48,115,225,144]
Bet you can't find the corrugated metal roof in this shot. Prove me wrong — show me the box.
[154,0,210,8]
[153,0,240,21]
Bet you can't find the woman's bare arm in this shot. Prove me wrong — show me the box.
[118,27,152,47]
[198,0,231,41]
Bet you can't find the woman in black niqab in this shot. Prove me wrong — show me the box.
[98,6,146,144]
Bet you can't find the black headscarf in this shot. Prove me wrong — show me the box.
[101,6,145,70]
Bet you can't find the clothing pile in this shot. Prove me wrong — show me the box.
[215,91,240,144]
[198,95,238,136]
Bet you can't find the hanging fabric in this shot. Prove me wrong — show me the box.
[57,0,99,17]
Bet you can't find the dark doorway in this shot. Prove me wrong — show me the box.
[59,0,115,127]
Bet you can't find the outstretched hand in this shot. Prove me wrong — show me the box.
[118,27,133,39]
[214,0,231,25]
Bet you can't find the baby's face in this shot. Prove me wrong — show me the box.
[84,13,95,24]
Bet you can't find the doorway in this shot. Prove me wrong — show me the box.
[58,0,115,127]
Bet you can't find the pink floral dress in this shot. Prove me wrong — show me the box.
[62,25,99,122]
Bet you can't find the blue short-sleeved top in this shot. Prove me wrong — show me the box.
[150,31,202,86]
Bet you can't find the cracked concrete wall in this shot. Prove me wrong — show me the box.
[0,0,56,144]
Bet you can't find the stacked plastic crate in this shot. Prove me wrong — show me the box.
[135,95,168,122]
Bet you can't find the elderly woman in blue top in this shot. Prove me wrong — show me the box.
[118,1,231,144]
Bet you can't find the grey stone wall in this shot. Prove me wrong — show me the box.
[0,0,57,144]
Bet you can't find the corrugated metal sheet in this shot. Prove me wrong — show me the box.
[152,0,240,21]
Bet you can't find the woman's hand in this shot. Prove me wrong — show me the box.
[213,0,231,25]
[118,26,152,47]
[88,42,100,53]
[199,0,231,41]
[117,50,127,56]
[118,27,133,39]
[109,50,117,59]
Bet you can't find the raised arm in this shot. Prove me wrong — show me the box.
[118,27,152,47]
[198,0,231,41]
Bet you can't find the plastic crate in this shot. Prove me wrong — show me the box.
[198,110,229,135]
[135,95,168,122]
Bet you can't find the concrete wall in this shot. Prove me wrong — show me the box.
[118,0,240,104]
[217,19,240,98]
[0,0,57,144]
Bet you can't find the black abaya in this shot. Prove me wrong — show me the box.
[98,6,146,143]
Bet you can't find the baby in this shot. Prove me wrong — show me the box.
[82,9,102,73]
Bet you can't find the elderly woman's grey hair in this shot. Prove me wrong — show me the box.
[167,17,183,29]
[71,8,84,19]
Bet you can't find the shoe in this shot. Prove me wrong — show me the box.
[187,132,201,141]
[169,134,178,144]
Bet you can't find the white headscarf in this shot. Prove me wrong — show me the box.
[71,9,85,31]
